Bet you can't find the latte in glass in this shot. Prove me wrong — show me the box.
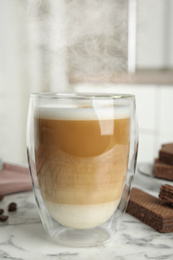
[35,105,130,229]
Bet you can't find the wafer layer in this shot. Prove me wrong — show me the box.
[126,188,173,233]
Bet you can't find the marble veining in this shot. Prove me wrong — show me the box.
[0,171,173,260]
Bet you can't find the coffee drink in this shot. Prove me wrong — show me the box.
[35,105,130,229]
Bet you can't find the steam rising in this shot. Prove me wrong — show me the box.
[67,0,128,77]
[27,0,129,90]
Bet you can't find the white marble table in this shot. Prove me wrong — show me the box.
[0,169,173,260]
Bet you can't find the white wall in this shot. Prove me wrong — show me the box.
[0,0,29,164]
[136,0,173,69]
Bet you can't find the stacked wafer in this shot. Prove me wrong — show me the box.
[159,184,173,206]
[154,143,173,180]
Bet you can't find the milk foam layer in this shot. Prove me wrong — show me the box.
[45,200,120,229]
[36,104,130,121]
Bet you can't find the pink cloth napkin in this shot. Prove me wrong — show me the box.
[0,162,32,196]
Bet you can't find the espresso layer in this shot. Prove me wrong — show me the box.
[36,118,130,157]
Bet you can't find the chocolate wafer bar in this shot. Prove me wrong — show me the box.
[154,159,173,180]
[126,188,173,233]
[159,143,173,165]
[159,184,173,206]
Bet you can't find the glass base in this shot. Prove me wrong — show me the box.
[51,227,111,247]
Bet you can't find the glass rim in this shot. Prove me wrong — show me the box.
[31,92,135,100]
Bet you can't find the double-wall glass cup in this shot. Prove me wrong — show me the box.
[27,93,138,247]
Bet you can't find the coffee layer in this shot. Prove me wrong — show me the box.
[35,117,130,205]
[37,144,128,204]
